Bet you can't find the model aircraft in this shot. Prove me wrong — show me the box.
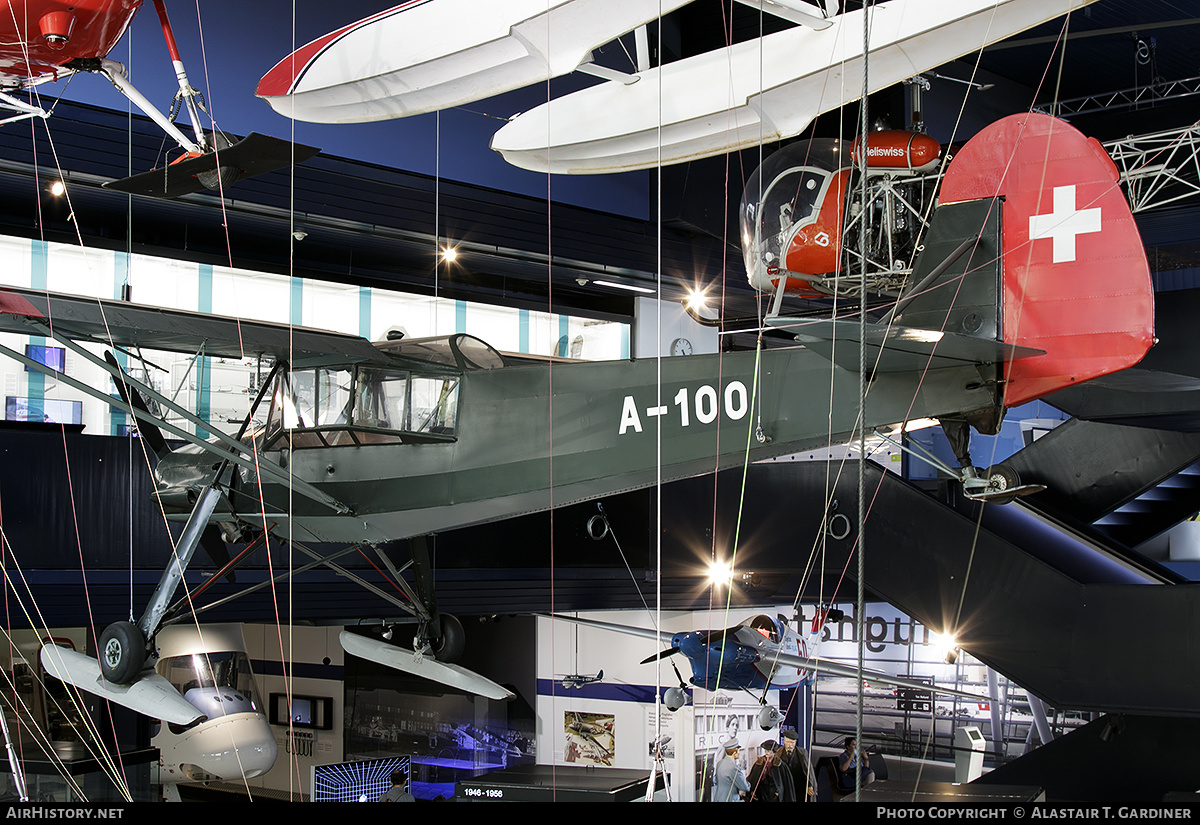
[254,0,1098,175]
[0,111,1152,727]
[0,0,316,197]
[37,623,277,784]
[491,0,1101,173]
[547,610,986,711]
[557,670,604,689]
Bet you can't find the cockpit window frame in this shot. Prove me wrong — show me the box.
[253,358,463,452]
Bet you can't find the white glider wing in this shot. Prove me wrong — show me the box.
[256,0,694,124]
[491,0,1100,173]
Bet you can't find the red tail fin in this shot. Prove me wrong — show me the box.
[939,114,1153,408]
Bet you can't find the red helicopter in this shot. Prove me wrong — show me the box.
[0,0,315,197]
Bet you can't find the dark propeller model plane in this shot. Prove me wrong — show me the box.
[0,0,316,197]
[549,610,986,729]
[0,112,1153,726]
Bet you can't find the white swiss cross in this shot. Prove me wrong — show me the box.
[1028,184,1102,263]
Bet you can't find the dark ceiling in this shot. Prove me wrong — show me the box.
[2,1,1196,329]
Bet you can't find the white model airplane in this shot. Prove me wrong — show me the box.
[492,0,1101,174]
[256,0,1098,174]
[255,0,699,123]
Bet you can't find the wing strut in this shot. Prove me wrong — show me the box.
[1,330,350,515]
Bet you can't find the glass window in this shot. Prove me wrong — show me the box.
[409,375,459,435]
[353,368,408,430]
[157,650,263,720]
[259,364,459,446]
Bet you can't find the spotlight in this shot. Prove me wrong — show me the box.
[440,245,458,263]
[1098,715,1125,743]
[48,180,65,197]
[292,230,307,241]
[707,560,733,588]
[381,625,394,641]
[931,630,959,664]
[684,287,710,313]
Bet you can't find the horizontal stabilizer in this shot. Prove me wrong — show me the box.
[104,133,319,199]
[770,318,1044,373]
[339,631,513,701]
[39,645,204,726]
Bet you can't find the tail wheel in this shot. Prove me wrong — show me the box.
[985,464,1021,505]
[433,614,465,663]
[99,621,146,685]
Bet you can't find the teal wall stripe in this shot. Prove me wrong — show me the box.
[518,309,529,353]
[359,286,372,339]
[621,325,630,360]
[26,240,47,421]
[111,251,131,435]
[558,313,569,357]
[455,300,466,334]
[290,276,303,326]
[196,264,213,438]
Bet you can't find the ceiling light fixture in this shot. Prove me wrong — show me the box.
[593,279,655,295]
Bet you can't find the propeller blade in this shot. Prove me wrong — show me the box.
[104,350,168,459]
[39,645,203,726]
[339,631,513,701]
[640,646,680,665]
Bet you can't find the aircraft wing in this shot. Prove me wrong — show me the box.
[776,318,1045,373]
[0,285,385,367]
[339,632,514,701]
[492,0,1100,174]
[763,648,987,702]
[256,0,697,124]
[39,645,204,727]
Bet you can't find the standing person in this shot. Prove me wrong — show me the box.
[747,743,797,802]
[780,729,818,800]
[378,769,414,802]
[837,736,876,792]
[713,736,751,802]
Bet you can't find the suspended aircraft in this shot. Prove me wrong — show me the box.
[557,670,604,689]
[27,623,276,784]
[547,609,984,730]
[0,110,1153,733]
[254,0,1099,175]
[0,0,316,197]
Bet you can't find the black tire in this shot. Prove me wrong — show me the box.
[986,464,1021,505]
[434,614,465,664]
[99,621,145,685]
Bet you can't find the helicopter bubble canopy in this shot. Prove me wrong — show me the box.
[740,139,852,299]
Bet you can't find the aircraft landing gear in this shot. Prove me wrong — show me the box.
[981,464,1021,505]
[431,614,465,664]
[99,621,148,684]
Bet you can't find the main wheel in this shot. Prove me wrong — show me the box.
[433,614,465,663]
[99,621,145,684]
